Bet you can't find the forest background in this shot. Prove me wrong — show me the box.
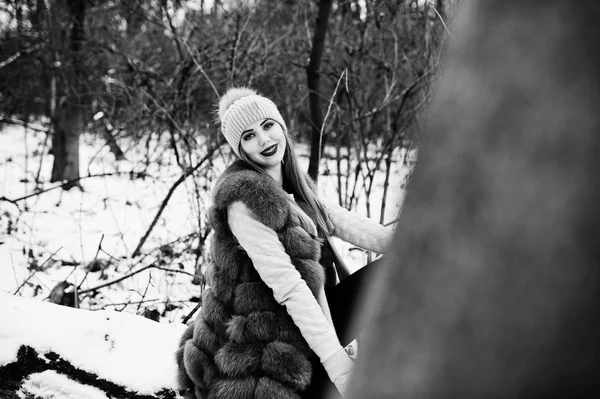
[0,0,454,315]
[0,0,456,395]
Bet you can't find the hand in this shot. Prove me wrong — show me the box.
[344,340,358,360]
[323,346,355,397]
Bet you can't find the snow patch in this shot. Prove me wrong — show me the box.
[18,370,110,399]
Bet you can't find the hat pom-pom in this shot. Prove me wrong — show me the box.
[218,87,258,122]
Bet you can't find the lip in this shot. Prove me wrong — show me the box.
[260,144,278,157]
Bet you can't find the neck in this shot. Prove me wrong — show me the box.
[265,163,283,187]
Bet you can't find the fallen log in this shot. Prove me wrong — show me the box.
[0,292,187,398]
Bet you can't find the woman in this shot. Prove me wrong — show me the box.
[176,87,394,399]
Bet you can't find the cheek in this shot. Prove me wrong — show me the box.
[274,127,286,144]
[280,136,288,153]
[240,140,254,155]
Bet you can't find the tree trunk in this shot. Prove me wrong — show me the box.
[50,105,81,189]
[49,0,86,189]
[306,0,333,182]
[348,1,600,397]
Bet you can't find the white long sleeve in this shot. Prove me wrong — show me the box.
[325,202,395,253]
[227,201,344,362]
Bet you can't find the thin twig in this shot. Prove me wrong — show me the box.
[384,218,399,227]
[101,165,130,266]
[162,3,184,61]
[429,2,452,39]
[152,266,198,278]
[132,142,223,257]
[128,232,197,269]
[0,195,20,208]
[181,39,220,99]
[77,234,105,290]
[78,265,201,295]
[73,275,79,308]
[78,190,85,267]
[137,272,153,314]
[228,8,255,83]
[35,127,51,189]
[182,301,202,324]
[140,89,186,136]
[2,171,144,203]
[11,253,19,292]
[79,265,154,294]
[0,41,47,69]
[100,248,121,263]
[101,298,160,308]
[13,246,63,295]
[318,69,347,171]
[64,261,80,282]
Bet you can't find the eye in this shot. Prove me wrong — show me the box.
[242,132,255,141]
[263,122,274,130]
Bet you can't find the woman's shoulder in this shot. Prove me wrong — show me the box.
[211,160,290,229]
[212,161,279,204]
[212,160,260,197]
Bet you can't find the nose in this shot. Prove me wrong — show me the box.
[257,129,271,146]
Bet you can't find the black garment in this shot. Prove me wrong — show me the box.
[304,258,384,398]
[326,257,383,347]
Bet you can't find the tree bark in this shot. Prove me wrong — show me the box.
[306,0,333,182]
[348,1,600,397]
[50,105,81,189]
[49,0,86,189]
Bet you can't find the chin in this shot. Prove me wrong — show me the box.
[260,157,283,169]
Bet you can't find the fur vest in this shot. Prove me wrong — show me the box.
[176,161,335,399]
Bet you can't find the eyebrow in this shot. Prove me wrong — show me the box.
[242,119,271,135]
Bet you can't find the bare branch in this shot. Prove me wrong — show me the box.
[132,140,224,258]
[318,68,347,176]
[14,247,63,295]
[182,302,202,324]
[78,264,200,295]
[429,2,453,39]
[0,41,47,69]
[181,39,220,99]
[0,116,49,133]
[1,171,152,204]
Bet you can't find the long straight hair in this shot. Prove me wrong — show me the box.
[238,131,333,237]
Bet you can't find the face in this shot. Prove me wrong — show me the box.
[239,118,286,171]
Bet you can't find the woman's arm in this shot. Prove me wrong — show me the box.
[325,202,395,254]
[228,201,353,395]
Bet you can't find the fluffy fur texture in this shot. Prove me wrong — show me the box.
[177,161,332,398]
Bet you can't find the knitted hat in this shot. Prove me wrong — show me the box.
[218,87,287,156]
